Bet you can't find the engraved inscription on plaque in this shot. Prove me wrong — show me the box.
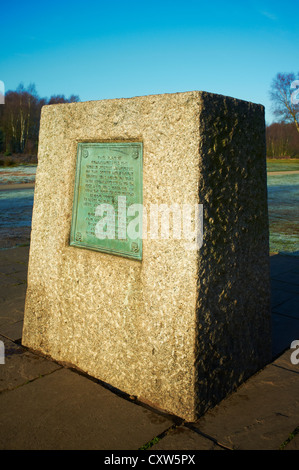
[70,142,143,260]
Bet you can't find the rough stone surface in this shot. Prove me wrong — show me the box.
[194,93,271,417]
[22,91,271,421]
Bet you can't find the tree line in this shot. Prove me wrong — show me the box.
[1,74,298,159]
[0,83,79,156]
[266,122,299,158]
[267,72,299,158]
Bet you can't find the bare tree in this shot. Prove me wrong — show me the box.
[48,94,80,105]
[1,84,41,153]
[0,84,80,155]
[270,72,299,133]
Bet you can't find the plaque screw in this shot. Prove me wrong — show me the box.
[131,242,139,253]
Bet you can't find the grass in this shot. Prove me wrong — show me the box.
[267,158,299,172]
[279,426,299,449]
[267,158,299,162]
[139,436,161,450]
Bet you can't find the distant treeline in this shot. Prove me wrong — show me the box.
[266,122,299,158]
[0,83,79,156]
[1,84,298,160]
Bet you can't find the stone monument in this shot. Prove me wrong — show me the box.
[22,91,271,421]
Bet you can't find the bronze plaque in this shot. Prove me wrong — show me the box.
[70,142,143,260]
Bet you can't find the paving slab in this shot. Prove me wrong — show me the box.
[272,295,299,318]
[271,313,299,358]
[271,271,299,286]
[150,425,224,450]
[0,246,29,268]
[271,278,299,295]
[0,248,28,340]
[0,335,61,392]
[271,288,296,310]
[270,254,299,278]
[191,349,299,450]
[283,432,299,450]
[0,367,173,450]
[0,320,23,341]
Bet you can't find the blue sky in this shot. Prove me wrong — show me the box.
[1,0,298,124]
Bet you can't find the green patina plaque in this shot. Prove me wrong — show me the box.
[70,142,143,260]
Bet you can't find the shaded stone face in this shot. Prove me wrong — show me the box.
[22,91,271,421]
